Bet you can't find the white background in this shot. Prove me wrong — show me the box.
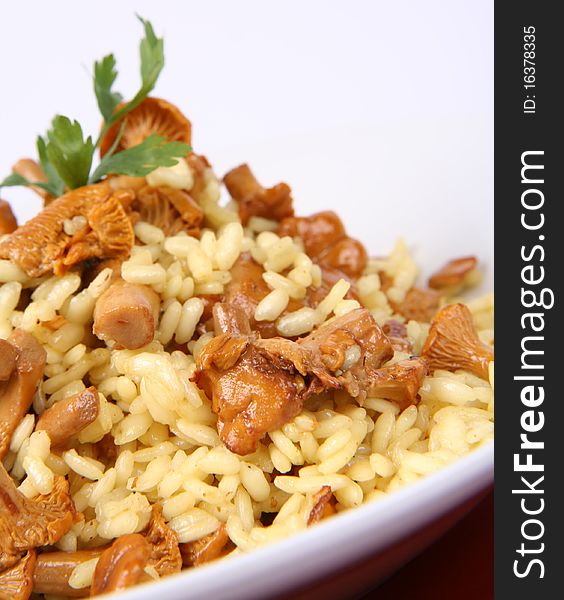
[0,0,493,282]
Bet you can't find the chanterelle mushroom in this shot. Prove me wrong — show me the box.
[223,163,294,225]
[307,486,336,525]
[0,463,77,571]
[0,329,46,459]
[278,211,367,279]
[144,505,182,577]
[0,338,18,382]
[35,386,100,448]
[195,304,393,455]
[0,550,36,600]
[428,256,478,291]
[33,549,105,598]
[93,279,160,349]
[90,534,150,595]
[366,357,428,410]
[0,199,17,235]
[0,182,134,277]
[421,303,494,380]
[179,524,233,567]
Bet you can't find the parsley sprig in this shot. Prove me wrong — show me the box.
[0,17,190,195]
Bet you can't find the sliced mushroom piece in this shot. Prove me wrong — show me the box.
[90,534,150,595]
[0,330,46,459]
[35,387,100,448]
[367,357,428,410]
[0,338,18,382]
[428,256,478,291]
[144,505,182,577]
[33,549,104,597]
[278,211,368,279]
[307,486,336,525]
[0,199,17,234]
[223,164,294,225]
[179,524,233,567]
[0,550,36,600]
[93,280,160,349]
[0,463,77,571]
[421,303,494,380]
[390,286,441,324]
[195,306,393,455]
[0,183,134,278]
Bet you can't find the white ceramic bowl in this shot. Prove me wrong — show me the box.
[12,120,493,599]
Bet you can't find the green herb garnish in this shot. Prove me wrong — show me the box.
[0,17,190,195]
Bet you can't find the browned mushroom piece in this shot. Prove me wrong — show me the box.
[0,550,36,600]
[390,286,441,323]
[93,280,160,349]
[0,183,134,277]
[278,211,367,279]
[0,338,18,381]
[428,256,478,291]
[421,303,494,380]
[11,158,53,204]
[90,534,150,596]
[132,185,203,237]
[195,305,393,455]
[179,524,233,567]
[307,486,336,525]
[223,163,294,225]
[366,357,428,410]
[0,330,46,459]
[0,463,77,571]
[35,387,100,448]
[33,549,105,597]
[382,319,413,354]
[143,505,182,577]
[0,199,17,235]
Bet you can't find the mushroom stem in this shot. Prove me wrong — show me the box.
[35,387,100,448]
[33,549,105,597]
[90,534,150,595]
[0,330,46,459]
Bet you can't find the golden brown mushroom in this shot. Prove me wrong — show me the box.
[99,97,192,158]
[428,256,478,292]
[0,550,36,600]
[0,463,77,571]
[93,280,160,350]
[278,211,367,279]
[90,534,150,595]
[144,505,182,577]
[0,183,135,277]
[132,185,203,237]
[0,199,17,234]
[0,330,46,459]
[382,319,413,353]
[223,163,294,225]
[35,387,100,448]
[367,357,428,410]
[421,303,494,380]
[0,338,18,382]
[33,549,104,597]
[179,524,233,567]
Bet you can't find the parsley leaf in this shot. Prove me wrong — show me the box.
[0,172,59,196]
[94,54,123,122]
[89,134,190,182]
[45,116,94,189]
[36,136,66,196]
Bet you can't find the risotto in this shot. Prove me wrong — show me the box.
[0,20,493,599]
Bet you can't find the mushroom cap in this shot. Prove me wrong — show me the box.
[99,97,192,158]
